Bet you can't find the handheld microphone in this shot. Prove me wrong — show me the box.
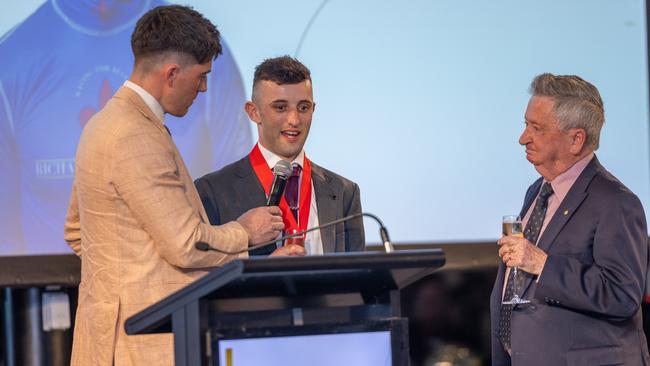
[194,212,394,254]
[266,160,292,206]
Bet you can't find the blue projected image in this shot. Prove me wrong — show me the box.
[0,0,251,255]
[0,0,648,255]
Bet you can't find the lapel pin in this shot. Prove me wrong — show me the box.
[563,209,569,215]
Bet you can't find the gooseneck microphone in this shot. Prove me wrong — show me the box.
[195,212,394,254]
[362,212,394,253]
[266,160,292,206]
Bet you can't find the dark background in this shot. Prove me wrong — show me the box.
[2,243,648,366]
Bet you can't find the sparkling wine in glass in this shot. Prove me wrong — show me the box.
[501,215,530,305]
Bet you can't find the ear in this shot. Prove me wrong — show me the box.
[163,63,181,87]
[568,128,587,155]
[245,101,261,124]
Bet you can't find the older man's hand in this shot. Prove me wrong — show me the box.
[498,235,548,275]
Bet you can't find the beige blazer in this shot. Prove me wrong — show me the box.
[64,86,248,366]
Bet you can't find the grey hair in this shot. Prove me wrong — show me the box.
[529,73,605,150]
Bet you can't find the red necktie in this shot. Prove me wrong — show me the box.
[284,164,302,220]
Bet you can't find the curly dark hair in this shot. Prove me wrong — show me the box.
[131,5,222,64]
[253,56,311,87]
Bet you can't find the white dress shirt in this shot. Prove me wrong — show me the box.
[123,80,165,123]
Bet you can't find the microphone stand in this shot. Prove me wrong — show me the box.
[195,212,394,254]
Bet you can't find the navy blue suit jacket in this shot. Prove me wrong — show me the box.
[490,156,650,366]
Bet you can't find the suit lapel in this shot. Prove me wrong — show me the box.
[536,157,598,253]
[237,156,274,256]
[240,156,267,206]
[520,157,598,298]
[520,178,543,219]
[312,163,338,253]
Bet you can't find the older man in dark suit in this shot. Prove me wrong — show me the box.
[490,73,650,365]
[195,56,365,256]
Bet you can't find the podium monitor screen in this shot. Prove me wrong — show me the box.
[217,331,391,366]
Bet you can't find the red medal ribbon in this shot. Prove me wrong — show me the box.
[249,145,312,235]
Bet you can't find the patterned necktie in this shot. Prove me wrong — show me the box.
[498,182,554,352]
[284,164,302,220]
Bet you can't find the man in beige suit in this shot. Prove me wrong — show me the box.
[63,5,296,365]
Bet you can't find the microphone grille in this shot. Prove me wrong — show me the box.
[273,160,292,177]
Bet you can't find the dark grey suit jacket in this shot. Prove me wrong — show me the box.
[195,155,365,255]
[490,156,650,366]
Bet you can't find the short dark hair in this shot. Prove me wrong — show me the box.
[253,56,311,87]
[131,5,222,65]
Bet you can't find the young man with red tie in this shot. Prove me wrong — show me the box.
[195,56,365,256]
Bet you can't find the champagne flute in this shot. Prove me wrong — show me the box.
[501,215,530,304]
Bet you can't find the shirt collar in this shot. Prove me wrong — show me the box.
[257,142,305,170]
[123,80,165,124]
[547,153,594,203]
